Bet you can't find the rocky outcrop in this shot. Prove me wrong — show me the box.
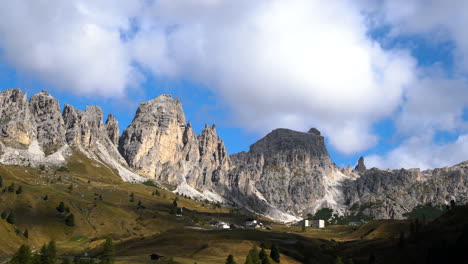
[343,162,468,219]
[0,89,36,148]
[105,114,120,145]
[119,94,186,178]
[354,156,366,172]
[227,128,348,220]
[29,90,66,153]
[119,95,231,194]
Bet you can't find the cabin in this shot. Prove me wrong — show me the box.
[150,254,165,260]
[245,218,263,228]
[311,219,325,228]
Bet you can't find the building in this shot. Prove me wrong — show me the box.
[303,219,310,227]
[311,219,325,228]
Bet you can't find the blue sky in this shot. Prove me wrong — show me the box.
[0,0,467,169]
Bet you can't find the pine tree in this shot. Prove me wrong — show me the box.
[259,248,270,264]
[100,237,115,264]
[40,244,50,264]
[57,201,66,213]
[7,211,15,224]
[43,195,49,201]
[11,244,32,264]
[23,229,29,238]
[65,213,75,227]
[245,254,254,264]
[173,198,178,208]
[47,241,57,264]
[270,244,280,263]
[16,185,23,194]
[68,184,73,193]
[226,254,236,264]
[248,246,261,264]
[0,175,3,188]
[129,193,135,202]
[335,256,344,264]
[138,200,142,207]
[8,183,15,192]
[1,210,7,219]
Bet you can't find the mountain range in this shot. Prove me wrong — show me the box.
[0,88,466,222]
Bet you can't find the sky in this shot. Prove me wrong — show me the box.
[0,0,467,170]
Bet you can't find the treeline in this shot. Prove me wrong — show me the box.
[9,237,115,264]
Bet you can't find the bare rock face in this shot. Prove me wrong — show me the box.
[119,94,186,178]
[119,95,231,192]
[354,156,366,172]
[105,114,120,145]
[343,163,468,219]
[229,128,338,217]
[29,90,66,152]
[0,89,36,147]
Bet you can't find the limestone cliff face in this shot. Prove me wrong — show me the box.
[119,95,231,192]
[29,90,66,152]
[343,160,468,219]
[105,114,120,145]
[228,128,341,217]
[0,89,36,147]
[119,94,186,178]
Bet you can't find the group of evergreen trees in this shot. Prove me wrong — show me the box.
[1,210,15,224]
[10,241,57,264]
[227,244,280,264]
[56,202,74,227]
[10,238,115,264]
[0,176,24,195]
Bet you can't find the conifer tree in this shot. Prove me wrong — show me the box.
[7,211,15,224]
[8,183,15,192]
[57,201,66,213]
[226,254,236,264]
[247,246,261,264]
[65,213,75,227]
[0,175,3,188]
[1,210,7,219]
[11,244,32,264]
[270,244,280,263]
[335,256,344,264]
[259,248,270,264]
[100,237,115,264]
[129,193,135,202]
[23,229,29,239]
[16,185,23,194]
[68,184,73,193]
[47,241,57,264]
[43,195,49,201]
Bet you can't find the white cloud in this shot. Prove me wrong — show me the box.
[131,0,416,154]
[0,0,466,165]
[366,133,468,170]
[0,0,141,97]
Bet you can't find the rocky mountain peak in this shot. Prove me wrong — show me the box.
[119,94,187,178]
[307,127,321,136]
[249,128,331,167]
[0,88,36,147]
[29,90,66,150]
[354,156,366,172]
[105,114,119,145]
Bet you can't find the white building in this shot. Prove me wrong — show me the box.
[311,219,325,228]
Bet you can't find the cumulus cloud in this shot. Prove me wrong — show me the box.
[0,0,466,165]
[132,0,416,154]
[366,133,468,170]
[0,1,141,97]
